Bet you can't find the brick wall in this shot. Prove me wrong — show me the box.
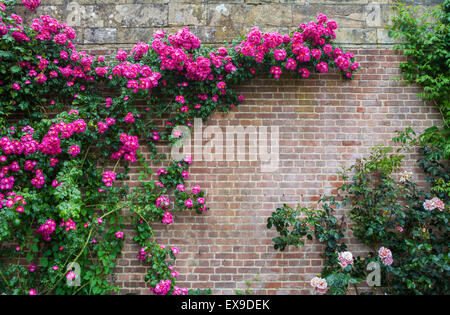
[19,1,443,294]
[115,49,440,294]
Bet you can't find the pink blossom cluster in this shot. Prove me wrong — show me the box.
[112,61,161,93]
[61,218,77,231]
[115,50,127,61]
[102,171,116,187]
[152,131,160,141]
[150,28,232,82]
[0,19,7,39]
[25,160,37,172]
[378,246,393,266]
[0,175,14,190]
[39,134,61,155]
[130,42,149,61]
[0,133,38,156]
[30,15,76,43]
[153,42,188,72]
[423,197,445,211]
[95,66,108,77]
[273,49,287,61]
[0,192,26,213]
[184,55,213,81]
[157,168,167,176]
[237,27,287,64]
[172,286,189,295]
[155,195,170,209]
[151,279,172,295]
[184,155,192,164]
[176,184,185,192]
[10,161,20,172]
[97,121,108,134]
[184,199,193,208]
[106,117,116,126]
[37,219,56,242]
[172,129,182,138]
[270,66,282,79]
[40,119,87,156]
[310,276,328,295]
[97,118,115,134]
[68,145,80,157]
[3,14,31,43]
[337,251,354,268]
[54,49,98,87]
[192,185,200,194]
[298,15,337,46]
[31,169,45,188]
[137,247,149,260]
[168,27,201,50]
[124,112,135,123]
[66,270,76,281]
[233,14,358,79]
[111,133,139,163]
[162,211,173,225]
[316,61,328,73]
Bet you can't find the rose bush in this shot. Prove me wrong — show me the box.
[0,0,359,294]
[268,139,449,295]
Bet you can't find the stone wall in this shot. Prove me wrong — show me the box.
[17,0,440,49]
[18,0,443,294]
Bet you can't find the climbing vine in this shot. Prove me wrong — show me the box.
[388,0,450,159]
[0,0,359,294]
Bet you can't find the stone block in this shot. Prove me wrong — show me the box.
[83,28,117,44]
[377,29,397,44]
[207,4,249,27]
[113,4,168,27]
[169,3,207,26]
[334,27,377,44]
[365,3,381,27]
[305,4,365,27]
[116,28,158,43]
[246,4,293,27]
[65,3,104,28]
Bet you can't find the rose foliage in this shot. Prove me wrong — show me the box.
[268,137,449,295]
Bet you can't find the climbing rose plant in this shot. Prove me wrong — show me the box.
[0,0,359,295]
[268,139,449,295]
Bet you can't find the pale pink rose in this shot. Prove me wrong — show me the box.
[310,276,321,288]
[338,251,354,268]
[423,199,435,211]
[378,247,392,260]
[431,197,445,211]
